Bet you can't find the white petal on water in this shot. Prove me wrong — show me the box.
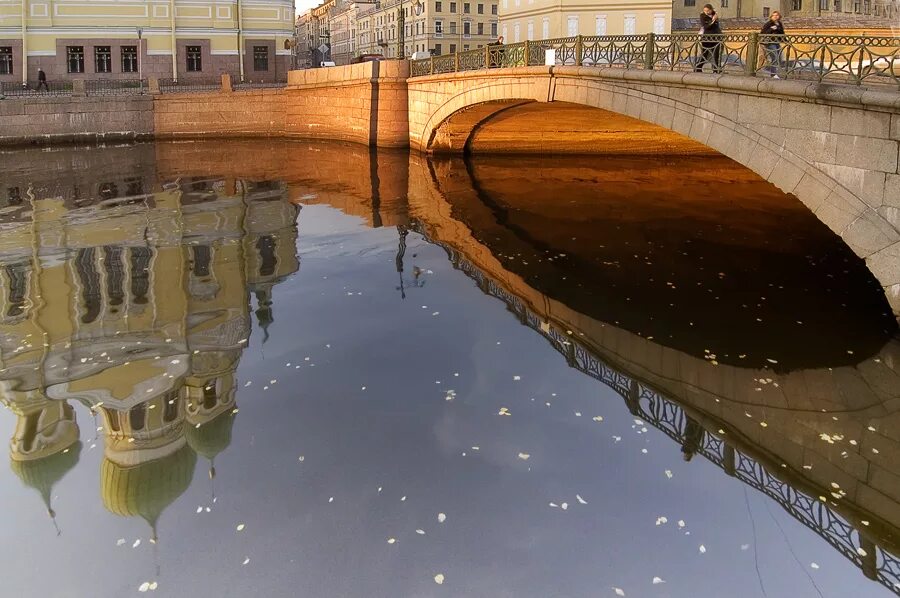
[576,495,588,505]
[116,538,126,546]
[438,512,447,523]
[132,539,141,548]
[149,582,158,591]
[575,412,582,417]
[592,416,604,422]
[401,496,407,502]
[561,502,568,510]
[741,544,750,550]
[139,582,151,593]
[811,562,820,569]
[416,529,426,535]
[678,520,686,528]
[699,544,707,554]
[298,456,305,462]
[498,407,511,416]
[434,574,445,585]
[517,453,530,460]
[236,524,245,532]
[614,588,626,596]
[665,470,673,479]
[387,538,397,544]
[513,375,521,381]
[549,502,559,508]
[329,497,334,503]
[196,506,203,514]
[655,516,668,526]
[242,557,250,565]
[652,577,665,584]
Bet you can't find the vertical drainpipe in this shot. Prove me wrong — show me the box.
[170,0,177,79]
[237,0,245,82]
[21,0,27,87]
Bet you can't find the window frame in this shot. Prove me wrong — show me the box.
[186,45,202,72]
[94,45,112,74]
[121,45,138,73]
[253,45,269,71]
[67,46,85,74]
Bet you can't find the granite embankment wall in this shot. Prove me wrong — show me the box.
[0,61,410,147]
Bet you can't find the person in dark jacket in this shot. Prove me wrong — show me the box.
[488,36,505,68]
[695,4,722,74]
[760,11,785,78]
[36,68,49,92]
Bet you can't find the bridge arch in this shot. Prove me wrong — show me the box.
[408,66,900,311]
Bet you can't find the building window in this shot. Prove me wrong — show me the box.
[624,15,636,34]
[863,0,869,11]
[67,46,85,73]
[595,15,607,35]
[436,19,443,33]
[464,21,471,36]
[721,0,729,5]
[793,0,802,8]
[478,3,484,13]
[653,13,665,33]
[527,21,533,39]
[853,0,859,10]
[450,43,456,52]
[567,15,578,36]
[502,24,507,39]
[492,22,498,36]
[95,45,111,73]
[450,1,456,11]
[186,45,202,71]
[464,2,470,12]
[464,43,470,50]
[450,21,457,33]
[492,4,497,13]
[478,22,484,34]
[436,0,442,10]
[684,0,696,6]
[254,46,269,71]
[833,0,840,10]
[819,0,828,8]
[121,46,138,73]
[763,6,770,15]
[435,43,442,54]
[513,23,520,42]
[0,47,11,75]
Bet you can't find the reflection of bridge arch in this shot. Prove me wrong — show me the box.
[417,227,900,595]
[408,68,900,311]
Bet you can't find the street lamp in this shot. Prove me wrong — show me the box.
[137,27,144,93]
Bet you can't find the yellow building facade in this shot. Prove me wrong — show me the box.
[0,154,299,537]
[499,0,671,41]
[0,0,295,85]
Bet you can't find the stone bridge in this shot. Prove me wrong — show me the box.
[406,66,900,310]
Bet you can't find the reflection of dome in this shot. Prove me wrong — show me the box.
[10,441,82,515]
[101,444,197,538]
[185,410,235,460]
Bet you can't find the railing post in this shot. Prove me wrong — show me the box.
[221,73,232,93]
[575,35,583,66]
[746,32,759,76]
[454,50,459,72]
[430,55,435,75]
[484,44,490,69]
[148,77,160,95]
[524,39,531,66]
[72,79,85,97]
[644,32,655,70]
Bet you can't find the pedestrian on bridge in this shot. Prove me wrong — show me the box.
[760,11,785,78]
[36,68,49,92]
[695,4,723,74]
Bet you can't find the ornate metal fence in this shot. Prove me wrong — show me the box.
[409,33,900,89]
[0,80,74,98]
[412,222,900,595]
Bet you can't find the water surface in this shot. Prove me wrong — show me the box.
[1,140,899,598]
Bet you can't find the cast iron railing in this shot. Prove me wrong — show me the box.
[0,80,74,97]
[409,33,900,89]
[410,221,900,595]
[84,79,146,96]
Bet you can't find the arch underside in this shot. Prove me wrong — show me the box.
[414,72,900,313]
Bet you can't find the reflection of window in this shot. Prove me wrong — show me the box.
[186,45,202,72]
[0,47,12,75]
[163,392,179,422]
[5,263,28,319]
[99,182,118,200]
[130,247,152,305]
[67,46,85,73]
[75,248,101,324]
[257,236,277,277]
[104,246,125,308]
[129,403,146,431]
[7,187,21,206]
[95,46,111,73]
[121,46,137,73]
[254,45,269,71]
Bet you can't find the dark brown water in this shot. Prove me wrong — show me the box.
[0,140,898,598]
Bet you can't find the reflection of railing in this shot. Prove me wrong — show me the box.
[414,224,900,596]
[409,33,900,89]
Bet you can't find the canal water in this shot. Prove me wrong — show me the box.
[0,140,898,598]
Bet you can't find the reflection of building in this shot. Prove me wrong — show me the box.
[500,0,670,42]
[0,174,299,539]
[0,0,295,85]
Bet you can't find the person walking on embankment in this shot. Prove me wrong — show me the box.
[695,4,723,74]
[488,36,505,68]
[760,11,785,79]
[36,68,49,92]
